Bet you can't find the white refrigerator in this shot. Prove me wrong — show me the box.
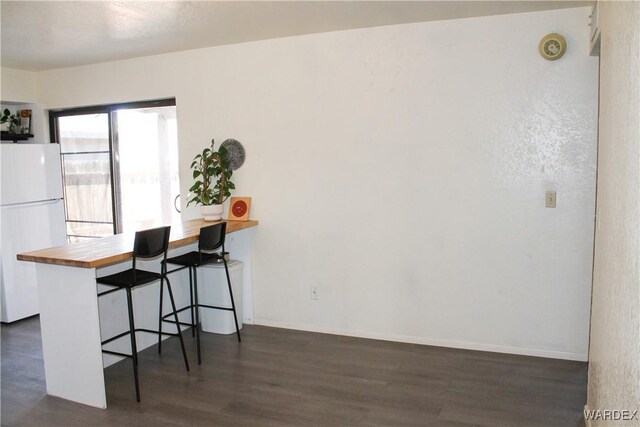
[0,143,66,323]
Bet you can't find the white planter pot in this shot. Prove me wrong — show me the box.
[200,204,224,221]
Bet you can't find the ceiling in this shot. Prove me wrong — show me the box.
[1,1,592,72]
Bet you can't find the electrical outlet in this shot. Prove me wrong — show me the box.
[545,191,556,208]
[311,287,319,300]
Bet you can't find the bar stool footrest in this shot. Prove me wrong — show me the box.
[198,303,234,311]
[161,319,195,328]
[102,349,133,359]
[136,327,183,338]
[101,328,185,348]
[102,330,132,345]
[161,305,192,319]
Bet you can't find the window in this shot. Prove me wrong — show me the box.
[50,99,180,242]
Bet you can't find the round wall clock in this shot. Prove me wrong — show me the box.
[539,33,567,61]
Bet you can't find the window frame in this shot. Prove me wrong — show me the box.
[49,98,176,238]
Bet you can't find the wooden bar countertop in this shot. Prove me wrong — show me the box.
[17,219,258,269]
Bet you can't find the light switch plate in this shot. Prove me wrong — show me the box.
[545,191,557,208]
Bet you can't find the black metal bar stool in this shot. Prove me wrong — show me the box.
[162,222,241,365]
[97,226,190,402]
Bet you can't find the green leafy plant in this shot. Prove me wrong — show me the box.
[187,139,235,206]
[1,109,20,133]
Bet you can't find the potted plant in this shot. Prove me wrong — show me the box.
[1,109,20,134]
[187,139,235,221]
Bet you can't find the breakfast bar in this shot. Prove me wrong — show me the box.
[17,219,258,409]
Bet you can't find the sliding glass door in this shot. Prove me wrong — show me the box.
[57,113,114,242]
[114,106,180,233]
[51,99,180,242]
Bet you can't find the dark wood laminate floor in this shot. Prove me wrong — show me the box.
[1,316,587,426]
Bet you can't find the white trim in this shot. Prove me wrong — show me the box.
[253,318,589,362]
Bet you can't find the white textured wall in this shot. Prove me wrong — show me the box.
[0,67,38,102]
[36,8,597,360]
[588,0,640,422]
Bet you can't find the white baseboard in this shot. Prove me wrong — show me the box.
[252,318,588,362]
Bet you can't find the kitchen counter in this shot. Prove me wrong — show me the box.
[16,218,258,409]
[18,219,258,268]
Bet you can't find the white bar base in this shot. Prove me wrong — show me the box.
[35,264,107,408]
[32,227,257,408]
